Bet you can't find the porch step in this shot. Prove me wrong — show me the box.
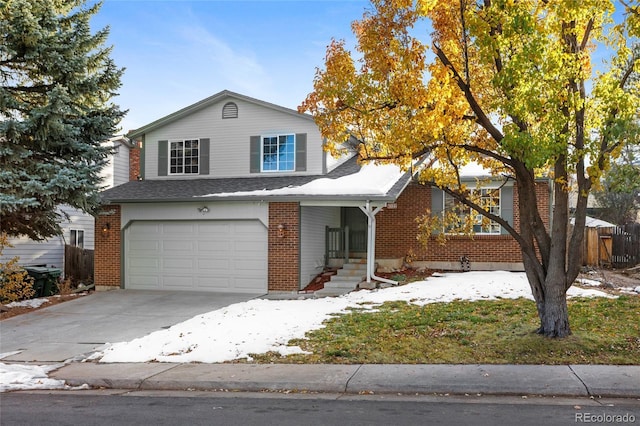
[314,260,369,297]
[314,287,355,297]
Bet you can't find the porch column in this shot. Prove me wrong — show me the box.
[359,201,398,286]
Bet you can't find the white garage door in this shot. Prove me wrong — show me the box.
[125,220,267,293]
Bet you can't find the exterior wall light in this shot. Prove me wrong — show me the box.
[198,206,209,214]
[277,223,286,238]
[101,223,111,234]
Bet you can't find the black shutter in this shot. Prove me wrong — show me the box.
[295,133,307,171]
[158,140,168,176]
[250,136,260,173]
[501,186,514,235]
[199,138,210,175]
[431,187,444,235]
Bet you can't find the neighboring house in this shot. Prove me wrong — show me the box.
[0,136,135,277]
[95,90,552,294]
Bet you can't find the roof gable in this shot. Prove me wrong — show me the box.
[127,90,313,140]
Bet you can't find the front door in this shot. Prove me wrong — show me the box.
[343,207,367,257]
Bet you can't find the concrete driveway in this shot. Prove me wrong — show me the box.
[0,290,264,363]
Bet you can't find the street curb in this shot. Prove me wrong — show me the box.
[50,362,640,398]
[347,364,589,397]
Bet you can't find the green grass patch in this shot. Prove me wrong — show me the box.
[250,296,640,365]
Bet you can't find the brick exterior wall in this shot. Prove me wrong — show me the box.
[129,143,141,181]
[268,202,300,292]
[376,181,551,265]
[94,205,121,289]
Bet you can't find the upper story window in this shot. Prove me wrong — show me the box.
[170,139,199,174]
[222,102,238,119]
[443,188,501,234]
[70,229,84,248]
[262,134,295,172]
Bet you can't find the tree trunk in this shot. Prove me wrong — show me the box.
[539,274,572,338]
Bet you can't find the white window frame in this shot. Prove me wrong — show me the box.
[443,187,502,235]
[69,229,84,248]
[261,133,295,172]
[169,139,199,175]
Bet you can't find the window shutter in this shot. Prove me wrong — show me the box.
[501,186,514,235]
[158,140,168,177]
[431,187,444,235]
[250,136,260,173]
[295,133,307,171]
[199,138,210,175]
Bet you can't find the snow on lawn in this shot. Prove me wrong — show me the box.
[96,271,614,364]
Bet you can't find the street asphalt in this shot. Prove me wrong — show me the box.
[2,290,639,398]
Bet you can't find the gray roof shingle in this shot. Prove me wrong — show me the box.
[101,156,412,204]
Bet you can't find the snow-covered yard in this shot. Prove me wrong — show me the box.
[0,271,626,392]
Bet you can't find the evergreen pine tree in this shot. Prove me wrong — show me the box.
[1,0,125,240]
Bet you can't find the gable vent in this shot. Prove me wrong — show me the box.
[222,102,238,119]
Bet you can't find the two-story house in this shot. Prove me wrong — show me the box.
[95,90,551,294]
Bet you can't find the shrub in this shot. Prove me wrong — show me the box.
[0,233,35,304]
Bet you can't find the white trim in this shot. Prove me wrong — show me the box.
[168,138,200,175]
[260,133,296,173]
[360,201,398,286]
[69,228,85,249]
[443,187,502,235]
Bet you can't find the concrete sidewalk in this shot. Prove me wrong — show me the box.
[50,363,640,398]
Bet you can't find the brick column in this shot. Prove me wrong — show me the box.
[94,205,121,290]
[129,143,141,181]
[268,202,299,292]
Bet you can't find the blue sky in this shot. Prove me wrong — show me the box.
[94,1,625,134]
[93,1,371,132]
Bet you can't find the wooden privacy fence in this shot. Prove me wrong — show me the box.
[582,224,640,269]
[611,224,640,268]
[64,245,94,284]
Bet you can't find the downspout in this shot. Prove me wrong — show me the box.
[360,201,398,286]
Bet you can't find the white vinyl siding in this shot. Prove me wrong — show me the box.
[112,143,130,186]
[0,205,95,276]
[300,206,341,289]
[143,98,323,179]
[125,220,267,293]
[100,141,130,188]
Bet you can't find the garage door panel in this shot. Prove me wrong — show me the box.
[129,222,161,235]
[197,258,230,270]
[129,240,160,252]
[234,240,263,251]
[162,240,195,252]
[198,241,231,252]
[196,277,231,289]
[128,274,160,288]
[236,258,267,271]
[129,257,160,269]
[126,220,267,293]
[234,277,266,289]
[198,222,232,234]
[163,258,195,269]
[162,223,195,234]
